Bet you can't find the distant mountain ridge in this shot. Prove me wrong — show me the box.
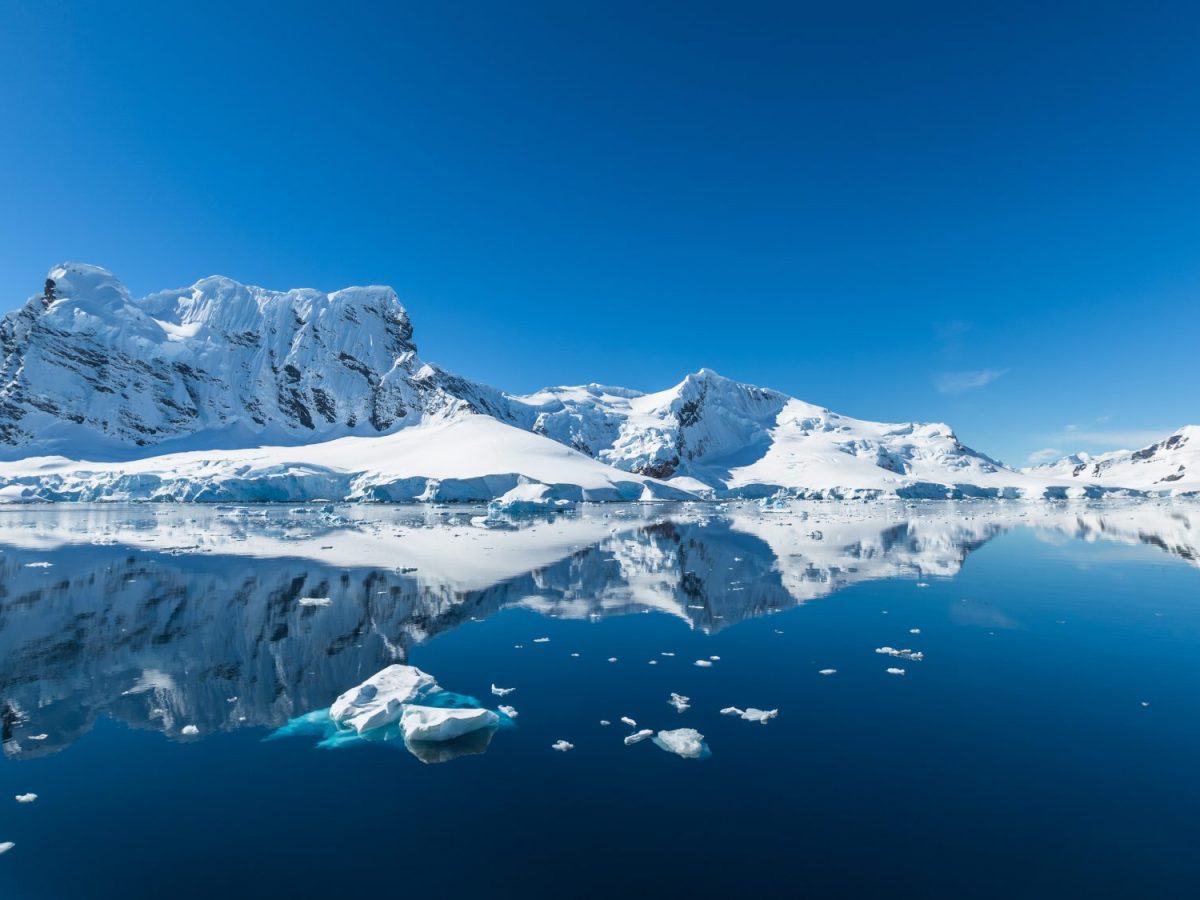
[0,263,1194,502]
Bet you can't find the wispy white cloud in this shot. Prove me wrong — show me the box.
[934,368,1007,394]
[1026,447,1062,464]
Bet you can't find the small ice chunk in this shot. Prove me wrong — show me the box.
[533,637,550,643]
[498,705,518,718]
[720,707,777,724]
[916,582,929,588]
[298,596,332,607]
[24,562,52,568]
[624,729,654,745]
[1140,701,1150,707]
[740,708,777,724]
[27,734,48,741]
[710,655,721,661]
[181,725,199,736]
[648,660,658,665]
[0,842,13,855]
[875,646,924,662]
[694,660,713,668]
[552,739,574,752]
[599,720,611,726]
[607,657,618,663]
[886,667,906,676]
[400,705,499,742]
[15,794,37,804]
[668,693,690,713]
[909,628,921,634]
[653,728,705,759]
[818,669,837,676]
[491,684,516,696]
[661,652,675,657]
[329,664,439,734]
[620,716,637,728]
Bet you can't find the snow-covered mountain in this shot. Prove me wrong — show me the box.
[0,263,1195,501]
[515,370,1028,498]
[1025,427,1200,494]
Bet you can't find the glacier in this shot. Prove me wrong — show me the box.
[1,263,1196,502]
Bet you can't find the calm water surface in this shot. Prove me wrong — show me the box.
[1,502,1198,899]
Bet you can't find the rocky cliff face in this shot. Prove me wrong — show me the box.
[0,263,506,458]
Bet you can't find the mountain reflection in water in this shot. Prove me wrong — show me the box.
[0,501,1195,758]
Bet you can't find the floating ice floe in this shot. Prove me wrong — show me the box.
[400,706,499,743]
[653,728,706,759]
[552,740,574,752]
[720,707,778,724]
[875,646,924,661]
[886,667,906,676]
[498,705,518,718]
[298,596,332,607]
[909,628,921,634]
[0,842,13,855]
[491,684,516,697]
[533,637,550,643]
[669,693,690,713]
[620,716,637,728]
[661,652,675,657]
[607,657,618,663]
[599,720,611,726]
[181,725,199,736]
[624,729,654,746]
[694,660,713,668]
[818,669,837,676]
[27,734,48,741]
[647,660,657,665]
[15,794,37,804]
[24,562,52,568]
[329,664,438,734]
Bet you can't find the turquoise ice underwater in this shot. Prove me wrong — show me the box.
[2,501,1200,898]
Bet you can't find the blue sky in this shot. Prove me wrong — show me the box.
[1,0,1197,465]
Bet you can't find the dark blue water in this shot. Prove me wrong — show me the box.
[1,503,1199,898]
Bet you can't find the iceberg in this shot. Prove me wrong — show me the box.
[399,705,499,742]
[15,793,37,803]
[624,729,654,746]
[329,664,438,734]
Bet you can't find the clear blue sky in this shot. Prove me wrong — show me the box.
[2,0,1197,465]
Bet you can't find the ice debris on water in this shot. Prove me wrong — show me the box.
[620,716,637,728]
[533,637,550,643]
[498,705,518,718]
[669,693,690,713]
[624,729,654,746]
[599,720,611,726]
[491,684,516,697]
[298,596,332,607]
[886,667,906,676]
[27,734,48,741]
[818,669,837,676]
[181,725,199,736]
[607,657,618,663]
[15,794,37,804]
[694,660,713,668]
[720,707,778,724]
[653,728,706,759]
[0,842,13,855]
[909,628,921,634]
[552,740,574,752]
[25,562,52,568]
[876,646,924,661]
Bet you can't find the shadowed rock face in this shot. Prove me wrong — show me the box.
[1,501,1195,758]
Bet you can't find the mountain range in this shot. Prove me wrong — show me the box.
[0,262,1194,502]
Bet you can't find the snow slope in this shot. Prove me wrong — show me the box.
[0,414,691,503]
[1025,427,1200,496]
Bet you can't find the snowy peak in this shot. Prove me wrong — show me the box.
[516,368,1015,497]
